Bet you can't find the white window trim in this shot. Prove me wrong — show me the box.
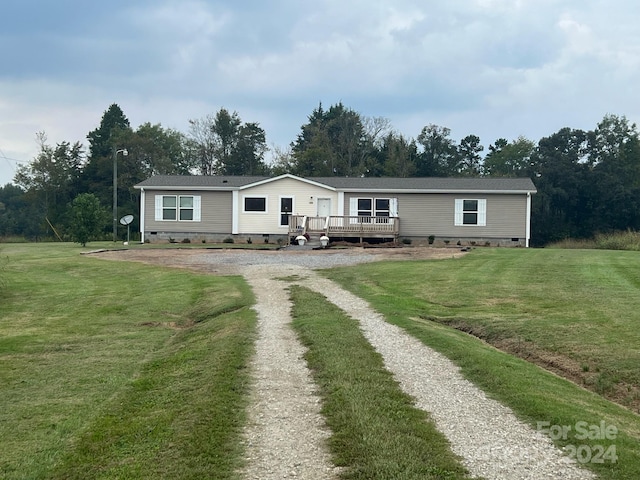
[374,197,391,217]
[155,194,201,222]
[242,195,268,213]
[350,197,398,223]
[454,198,486,226]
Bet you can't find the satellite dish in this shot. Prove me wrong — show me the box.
[120,214,134,225]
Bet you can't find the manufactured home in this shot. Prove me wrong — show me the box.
[134,174,536,246]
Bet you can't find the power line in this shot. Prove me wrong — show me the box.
[0,148,29,173]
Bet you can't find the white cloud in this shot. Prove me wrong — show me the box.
[2,0,640,186]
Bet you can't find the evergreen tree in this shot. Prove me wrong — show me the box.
[80,104,133,224]
[457,134,484,176]
[291,103,371,177]
[415,124,458,176]
[529,128,592,244]
[86,104,131,158]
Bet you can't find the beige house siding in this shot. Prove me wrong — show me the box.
[237,177,337,234]
[342,192,528,239]
[144,190,232,233]
[138,178,531,244]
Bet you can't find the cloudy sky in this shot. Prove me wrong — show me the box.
[1,0,639,185]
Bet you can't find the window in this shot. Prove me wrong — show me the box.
[350,197,398,223]
[179,196,194,220]
[162,196,177,220]
[463,199,478,224]
[375,198,390,218]
[357,198,372,217]
[455,199,486,226]
[155,195,201,221]
[244,196,267,212]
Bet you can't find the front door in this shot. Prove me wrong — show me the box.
[280,197,293,227]
[317,198,331,217]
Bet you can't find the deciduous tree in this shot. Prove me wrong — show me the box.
[69,193,108,246]
[484,137,535,177]
[13,133,85,236]
[588,115,640,232]
[187,108,268,176]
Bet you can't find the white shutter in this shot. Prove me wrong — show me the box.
[389,198,398,217]
[193,195,201,222]
[478,199,486,226]
[454,199,463,226]
[155,195,163,221]
[349,197,358,224]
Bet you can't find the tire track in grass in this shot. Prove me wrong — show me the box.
[240,265,339,480]
[304,272,594,480]
[290,285,475,480]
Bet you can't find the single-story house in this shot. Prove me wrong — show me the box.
[133,174,537,246]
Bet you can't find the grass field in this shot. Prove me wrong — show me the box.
[323,247,640,479]
[0,243,256,479]
[2,243,640,479]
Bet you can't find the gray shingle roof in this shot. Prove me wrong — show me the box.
[135,174,536,193]
[311,176,536,191]
[135,175,269,188]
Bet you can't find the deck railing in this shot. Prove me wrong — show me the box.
[289,215,399,239]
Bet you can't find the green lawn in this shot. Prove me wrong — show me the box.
[0,243,256,480]
[3,244,640,479]
[291,285,474,479]
[323,247,640,479]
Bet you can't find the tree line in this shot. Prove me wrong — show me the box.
[1,102,639,246]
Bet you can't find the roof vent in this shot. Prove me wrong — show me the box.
[222,180,228,183]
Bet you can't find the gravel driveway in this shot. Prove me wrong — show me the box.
[93,247,594,479]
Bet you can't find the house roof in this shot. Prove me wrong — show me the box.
[135,175,268,189]
[135,174,536,193]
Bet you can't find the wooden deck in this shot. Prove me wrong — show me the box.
[289,215,400,241]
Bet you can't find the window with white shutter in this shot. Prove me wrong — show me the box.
[155,195,200,222]
[455,199,486,226]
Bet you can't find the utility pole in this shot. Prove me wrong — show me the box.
[113,148,128,242]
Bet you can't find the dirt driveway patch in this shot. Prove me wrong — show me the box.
[90,245,463,274]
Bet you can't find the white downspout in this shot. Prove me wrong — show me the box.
[139,188,145,244]
[525,192,532,248]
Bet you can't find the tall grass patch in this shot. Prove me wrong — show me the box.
[593,230,640,251]
[0,243,255,480]
[549,229,640,250]
[290,285,474,480]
